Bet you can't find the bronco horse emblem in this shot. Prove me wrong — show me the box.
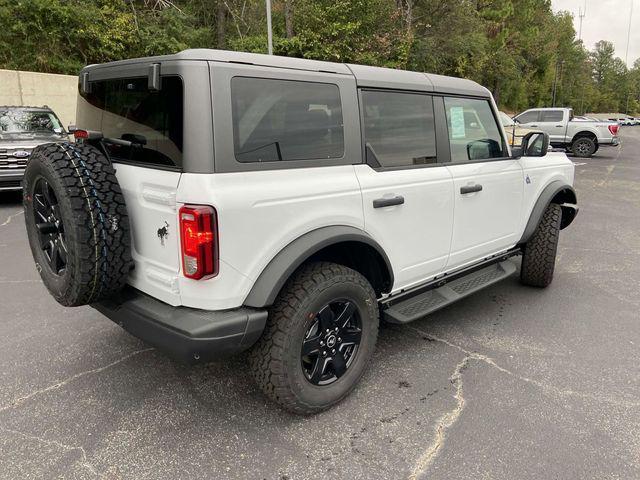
[157,221,170,246]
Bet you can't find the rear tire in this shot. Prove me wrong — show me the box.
[571,137,596,158]
[520,203,562,288]
[23,142,132,306]
[249,262,379,414]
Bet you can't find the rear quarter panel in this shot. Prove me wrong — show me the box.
[177,166,364,310]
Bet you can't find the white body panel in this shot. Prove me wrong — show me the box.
[518,152,575,233]
[176,165,364,310]
[114,163,182,306]
[353,164,454,292]
[445,159,524,269]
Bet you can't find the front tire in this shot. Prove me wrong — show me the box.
[520,203,562,288]
[249,262,379,414]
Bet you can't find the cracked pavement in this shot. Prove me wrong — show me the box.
[1,128,639,479]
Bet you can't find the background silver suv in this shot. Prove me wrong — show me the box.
[0,106,67,191]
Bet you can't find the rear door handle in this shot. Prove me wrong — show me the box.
[460,184,483,194]
[373,195,405,208]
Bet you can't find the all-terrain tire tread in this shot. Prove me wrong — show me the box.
[520,203,562,288]
[248,262,378,415]
[23,142,132,306]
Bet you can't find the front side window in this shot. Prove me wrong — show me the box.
[361,90,437,168]
[444,97,506,163]
[516,111,539,124]
[81,76,184,168]
[231,77,344,163]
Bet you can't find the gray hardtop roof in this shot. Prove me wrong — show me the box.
[83,48,490,98]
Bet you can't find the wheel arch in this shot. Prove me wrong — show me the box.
[571,130,598,144]
[518,180,578,245]
[243,226,394,308]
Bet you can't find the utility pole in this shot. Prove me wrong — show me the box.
[578,1,586,41]
[552,61,564,107]
[266,0,273,55]
[625,0,634,113]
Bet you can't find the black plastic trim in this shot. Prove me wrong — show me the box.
[518,181,577,244]
[381,248,522,309]
[243,225,394,308]
[92,287,268,363]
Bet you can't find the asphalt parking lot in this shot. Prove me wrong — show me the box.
[1,129,639,480]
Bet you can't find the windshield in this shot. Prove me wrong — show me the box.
[0,110,62,134]
[499,111,515,127]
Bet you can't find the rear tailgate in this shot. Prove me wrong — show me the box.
[76,60,213,306]
[114,164,181,305]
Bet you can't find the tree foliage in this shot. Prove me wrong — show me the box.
[0,0,637,114]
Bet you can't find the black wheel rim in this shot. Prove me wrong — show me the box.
[32,177,68,275]
[576,140,591,155]
[301,299,362,386]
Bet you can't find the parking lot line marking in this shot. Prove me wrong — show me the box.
[0,347,153,413]
[0,209,23,227]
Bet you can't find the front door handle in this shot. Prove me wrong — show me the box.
[373,195,405,208]
[460,184,483,194]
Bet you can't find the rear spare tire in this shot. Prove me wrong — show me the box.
[23,142,132,306]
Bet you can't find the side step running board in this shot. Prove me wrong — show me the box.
[383,260,517,324]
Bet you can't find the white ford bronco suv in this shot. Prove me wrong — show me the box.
[22,49,578,414]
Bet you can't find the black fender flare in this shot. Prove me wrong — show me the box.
[518,180,578,245]
[243,226,394,308]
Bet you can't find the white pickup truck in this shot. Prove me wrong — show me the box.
[514,107,619,158]
[22,50,578,414]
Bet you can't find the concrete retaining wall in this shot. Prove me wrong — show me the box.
[0,69,78,129]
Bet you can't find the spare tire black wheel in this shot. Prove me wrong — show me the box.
[23,142,132,306]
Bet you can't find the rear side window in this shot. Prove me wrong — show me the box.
[81,76,183,168]
[540,110,564,122]
[444,97,505,163]
[231,77,344,163]
[361,90,437,168]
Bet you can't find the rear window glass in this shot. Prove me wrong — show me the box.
[231,77,344,163]
[80,76,183,168]
[540,110,564,122]
[361,90,437,168]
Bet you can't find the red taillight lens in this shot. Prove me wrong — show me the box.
[179,205,218,280]
[73,129,89,139]
[608,124,619,136]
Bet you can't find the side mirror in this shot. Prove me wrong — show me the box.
[514,131,549,158]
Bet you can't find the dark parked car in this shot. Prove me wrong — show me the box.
[0,106,67,191]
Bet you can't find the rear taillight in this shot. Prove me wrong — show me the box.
[179,205,218,280]
[608,124,619,136]
[73,129,89,139]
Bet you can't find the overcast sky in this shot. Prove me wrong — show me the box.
[551,0,639,67]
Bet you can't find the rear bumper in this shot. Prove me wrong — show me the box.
[92,287,268,364]
[599,137,619,146]
[0,169,25,191]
